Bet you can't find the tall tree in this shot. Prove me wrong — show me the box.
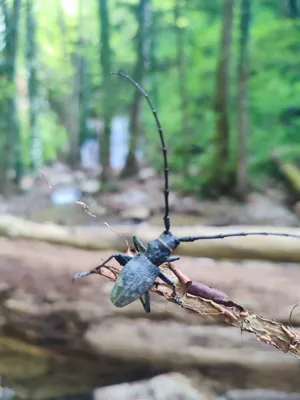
[121,0,150,177]
[284,0,298,18]
[77,0,90,149]
[174,0,188,137]
[98,0,113,182]
[211,0,234,193]
[174,0,190,176]
[0,0,22,191]
[236,0,251,199]
[26,0,41,174]
[149,5,158,107]
[68,0,82,168]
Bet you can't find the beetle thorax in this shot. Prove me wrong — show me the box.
[146,239,170,265]
[146,231,179,266]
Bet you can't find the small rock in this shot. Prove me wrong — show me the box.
[117,188,149,208]
[245,194,299,226]
[0,283,13,301]
[120,206,150,221]
[73,170,86,183]
[174,196,204,215]
[293,201,300,218]
[80,179,101,194]
[138,167,156,182]
[20,175,35,192]
[89,203,107,217]
[0,386,16,400]
[94,373,208,400]
[51,173,75,186]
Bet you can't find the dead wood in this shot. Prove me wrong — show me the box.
[96,262,300,359]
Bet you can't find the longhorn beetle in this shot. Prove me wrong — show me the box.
[73,72,300,313]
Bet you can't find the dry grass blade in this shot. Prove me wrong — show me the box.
[96,262,300,359]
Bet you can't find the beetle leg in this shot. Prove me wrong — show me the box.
[72,253,131,280]
[139,291,151,313]
[158,272,182,305]
[167,255,180,262]
[133,236,147,252]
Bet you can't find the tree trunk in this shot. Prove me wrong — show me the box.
[26,0,41,174]
[68,53,81,168]
[174,0,190,176]
[0,1,9,193]
[235,0,251,200]
[149,6,158,107]
[211,0,234,194]
[0,0,22,190]
[11,0,22,185]
[284,0,298,18]
[121,0,150,177]
[174,0,188,136]
[67,0,83,168]
[78,0,90,148]
[98,0,113,183]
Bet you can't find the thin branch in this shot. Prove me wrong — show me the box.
[94,262,300,359]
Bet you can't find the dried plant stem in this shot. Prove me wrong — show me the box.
[98,262,300,359]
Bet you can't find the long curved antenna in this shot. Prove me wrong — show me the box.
[111,72,171,232]
[179,231,300,242]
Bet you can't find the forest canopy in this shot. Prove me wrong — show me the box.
[0,0,299,198]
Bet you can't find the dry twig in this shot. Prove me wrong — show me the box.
[94,262,300,359]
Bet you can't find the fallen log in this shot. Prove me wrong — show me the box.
[1,214,300,262]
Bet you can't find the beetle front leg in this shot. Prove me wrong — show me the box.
[133,236,147,252]
[72,253,131,280]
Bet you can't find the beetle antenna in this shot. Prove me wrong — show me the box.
[111,71,171,232]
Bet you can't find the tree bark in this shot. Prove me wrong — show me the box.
[149,5,159,107]
[10,0,22,185]
[284,0,298,18]
[26,0,41,174]
[0,0,22,191]
[235,0,251,199]
[121,0,150,177]
[174,0,188,137]
[98,0,113,182]
[211,0,234,193]
[78,0,90,148]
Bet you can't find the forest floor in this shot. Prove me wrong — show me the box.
[0,162,299,229]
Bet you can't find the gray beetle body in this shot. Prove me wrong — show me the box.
[111,253,160,307]
[111,231,180,308]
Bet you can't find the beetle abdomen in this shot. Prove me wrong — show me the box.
[110,253,160,307]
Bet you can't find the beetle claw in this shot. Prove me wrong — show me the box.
[172,295,183,306]
[170,287,183,306]
[72,271,92,281]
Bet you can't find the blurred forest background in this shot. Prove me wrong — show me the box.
[2,2,300,399]
[1,0,300,201]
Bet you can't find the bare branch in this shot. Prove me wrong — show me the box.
[95,263,300,359]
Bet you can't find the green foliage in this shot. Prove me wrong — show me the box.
[141,3,300,193]
[0,0,299,196]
